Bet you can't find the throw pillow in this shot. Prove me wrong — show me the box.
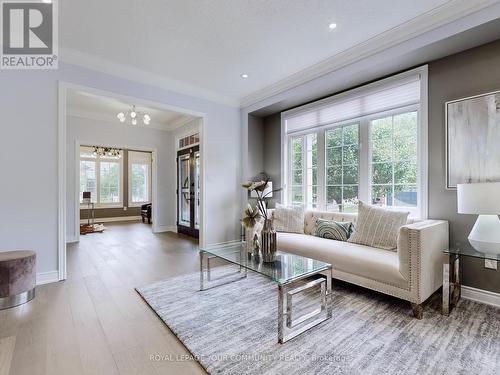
[347,201,409,250]
[314,218,353,242]
[273,203,305,234]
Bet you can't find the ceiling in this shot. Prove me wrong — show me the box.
[60,0,496,106]
[67,89,197,131]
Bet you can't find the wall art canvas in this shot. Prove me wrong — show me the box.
[446,90,500,189]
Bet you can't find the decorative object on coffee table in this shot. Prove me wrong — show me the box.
[242,179,281,263]
[242,204,262,254]
[0,250,36,309]
[261,218,277,263]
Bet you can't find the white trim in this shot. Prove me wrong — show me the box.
[36,271,59,286]
[79,216,142,224]
[240,0,499,107]
[61,48,239,108]
[155,225,178,233]
[58,83,67,281]
[66,235,78,243]
[462,285,500,308]
[202,240,242,250]
[59,82,209,282]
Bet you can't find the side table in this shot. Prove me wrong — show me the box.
[442,244,499,315]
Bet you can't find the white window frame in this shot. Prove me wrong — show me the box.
[79,148,124,209]
[281,66,428,219]
[128,151,152,207]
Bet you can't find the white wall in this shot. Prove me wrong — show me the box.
[66,115,174,239]
[0,62,241,277]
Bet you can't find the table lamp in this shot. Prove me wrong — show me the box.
[457,182,500,254]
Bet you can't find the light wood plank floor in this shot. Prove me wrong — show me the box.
[0,222,207,375]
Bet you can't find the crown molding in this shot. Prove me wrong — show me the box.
[168,115,198,131]
[60,48,240,108]
[240,0,500,108]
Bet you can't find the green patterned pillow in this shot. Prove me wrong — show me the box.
[314,218,353,242]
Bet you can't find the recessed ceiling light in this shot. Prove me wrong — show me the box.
[329,23,337,30]
[241,73,249,79]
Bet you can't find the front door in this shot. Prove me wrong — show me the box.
[177,146,200,238]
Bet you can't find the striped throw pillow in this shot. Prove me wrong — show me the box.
[347,201,409,250]
[315,218,353,242]
[273,203,305,234]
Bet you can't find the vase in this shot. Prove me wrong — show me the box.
[261,218,277,263]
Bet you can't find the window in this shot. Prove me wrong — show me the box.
[288,133,317,209]
[79,146,123,207]
[325,124,359,212]
[80,160,97,203]
[290,136,303,204]
[100,161,120,204]
[283,68,427,218]
[179,132,199,149]
[128,151,152,206]
[370,112,418,212]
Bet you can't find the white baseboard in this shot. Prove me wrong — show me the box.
[202,240,241,250]
[155,225,177,233]
[462,286,500,308]
[79,216,141,224]
[66,235,78,243]
[36,271,59,286]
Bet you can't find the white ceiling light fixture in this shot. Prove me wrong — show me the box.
[241,73,249,79]
[328,22,337,30]
[116,105,151,126]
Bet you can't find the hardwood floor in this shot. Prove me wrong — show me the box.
[0,222,207,375]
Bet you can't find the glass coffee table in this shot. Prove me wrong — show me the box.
[443,243,499,315]
[199,243,333,343]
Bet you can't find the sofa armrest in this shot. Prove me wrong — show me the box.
[397,220,449,303]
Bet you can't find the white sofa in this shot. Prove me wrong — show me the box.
[270,210,449,318]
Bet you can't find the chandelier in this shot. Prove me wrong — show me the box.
[117,105,151,125]
[92,146,122,158]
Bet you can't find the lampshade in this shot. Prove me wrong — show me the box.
[457,182,500,214]
[250,181,273,198]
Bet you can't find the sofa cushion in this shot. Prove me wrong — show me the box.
[347,202,409,251]
[277,232,407,288]
[273,203,304,234]
[314,218,353,241]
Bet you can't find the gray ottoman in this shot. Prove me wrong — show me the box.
[0,250,36,309]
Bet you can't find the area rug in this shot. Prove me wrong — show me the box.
[136,267,500,375]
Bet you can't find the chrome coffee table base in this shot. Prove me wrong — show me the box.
[199,252,247,291]
[199,250,333,344]
[278,270,332,344]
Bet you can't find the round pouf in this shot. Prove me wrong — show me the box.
[0,250,36,309]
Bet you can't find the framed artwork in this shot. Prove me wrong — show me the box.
[445,90,500,189]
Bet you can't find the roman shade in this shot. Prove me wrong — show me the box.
[284,75,421,134]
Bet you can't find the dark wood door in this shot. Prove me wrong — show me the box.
[177,146,200,238]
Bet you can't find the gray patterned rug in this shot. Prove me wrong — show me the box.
[136,267,500,375]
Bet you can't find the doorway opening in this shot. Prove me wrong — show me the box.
[58,82,207,281]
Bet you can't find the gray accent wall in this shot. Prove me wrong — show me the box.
[263,113,282,208]
[247,114,264,179]
[257,39,500,293]
[428,39,500,293]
